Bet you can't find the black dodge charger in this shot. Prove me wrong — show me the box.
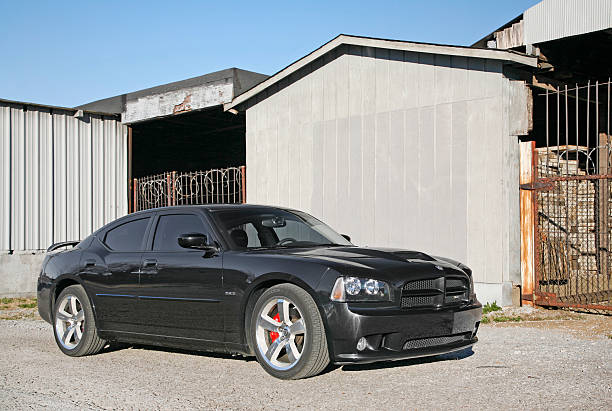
[38,204,482,379]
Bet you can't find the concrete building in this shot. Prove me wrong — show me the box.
[0,69,267,297]
[2,0,610,308]
[225,36,538,305]
[78,68,268,180]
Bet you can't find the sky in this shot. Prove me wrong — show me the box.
[0,0,541,108]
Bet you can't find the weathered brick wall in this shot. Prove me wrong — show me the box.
[535,149,611,299]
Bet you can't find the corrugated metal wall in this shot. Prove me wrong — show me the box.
[245,45,525,290]
[0,101,128,251]
[524,0,612,45]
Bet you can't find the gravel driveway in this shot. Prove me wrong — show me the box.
[0,318,610,410]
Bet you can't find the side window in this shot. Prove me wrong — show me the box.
[273,220,327,243]
[153,214,208,251]
[242,223,262,247]
[104,217,150,251]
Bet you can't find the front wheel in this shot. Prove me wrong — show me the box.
[250,283,330,379]
[53,285,106,356]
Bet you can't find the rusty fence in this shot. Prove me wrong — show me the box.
[132,166,246,212]
[527,80,612,310]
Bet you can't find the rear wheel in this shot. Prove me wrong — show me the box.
[53,285,106,356]
[250,283,329,379]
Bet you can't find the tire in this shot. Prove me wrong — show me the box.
[53,285,106,356]
[250,283,329,379]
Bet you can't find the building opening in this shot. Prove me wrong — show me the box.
[131,106,245,178]
[77,68,268,211]
[130,107,248,210]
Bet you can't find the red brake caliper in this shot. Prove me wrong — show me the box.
[269,313,281,342]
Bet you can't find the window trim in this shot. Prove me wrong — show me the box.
[101,216,153,252]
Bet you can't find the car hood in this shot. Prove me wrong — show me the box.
[248,246,468,282]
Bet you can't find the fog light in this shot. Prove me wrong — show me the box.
[356,337,367,351]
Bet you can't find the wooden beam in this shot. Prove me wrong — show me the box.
[127,126,133,213]
[520,141,536,306]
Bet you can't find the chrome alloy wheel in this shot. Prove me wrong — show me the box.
[255,298,306,371]
[54,294,85,350]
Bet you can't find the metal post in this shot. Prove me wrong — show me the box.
[240,165,247,204]
[132,178,138,212]
[166,172,171,207]
[171,171,176,206]
[127,127,133,213]
[596,81,610,281]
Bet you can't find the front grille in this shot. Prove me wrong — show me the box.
[444,277,469,304]
[401,295,436,308]
[446,278,465,288]
[403,279,436,291]
[403,334,468,350]
[401,276,469,308]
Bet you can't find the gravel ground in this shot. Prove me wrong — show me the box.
[0,318,610,410]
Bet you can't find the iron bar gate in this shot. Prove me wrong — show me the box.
[523,80,611,310]
[132,166,246,211]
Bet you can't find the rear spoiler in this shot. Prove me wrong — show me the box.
[47,241,80,253]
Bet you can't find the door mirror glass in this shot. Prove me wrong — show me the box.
[341,234,351,242]
[178,233,210,249]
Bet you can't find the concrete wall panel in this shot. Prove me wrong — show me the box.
[124,81,233,124]
[244,47,524,303]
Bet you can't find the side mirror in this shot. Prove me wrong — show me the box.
[341,234,351,242]
[178,233,212,249]
[178,233,219,256]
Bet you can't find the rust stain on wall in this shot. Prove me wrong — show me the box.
[173,95,192,114]
[519,141,536,304]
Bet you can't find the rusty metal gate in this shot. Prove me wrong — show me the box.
[523,81,612,310]
[132,166,246,212]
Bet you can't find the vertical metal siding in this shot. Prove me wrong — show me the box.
[0,106,10,250]
[245,48,523,288]
[524,0,612,45]
[0,101,128,251]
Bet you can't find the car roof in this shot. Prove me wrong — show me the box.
[92,204,287,235]
[134,204,284,213]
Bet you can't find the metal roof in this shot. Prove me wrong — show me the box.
[224,34,538,111]
[472,0,612,48]
[0,97,119,118]
[524,0,612,45]
[77,67,268,115]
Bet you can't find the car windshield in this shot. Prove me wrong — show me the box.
[210,208,352,249]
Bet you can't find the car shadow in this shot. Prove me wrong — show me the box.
[100,345,474,372]
[339,347,475,372]
[102,343,257,362]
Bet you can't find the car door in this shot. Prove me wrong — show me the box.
[81,215,152,332]
[137,212,224,341]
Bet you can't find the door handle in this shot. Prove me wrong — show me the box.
[84,259,96,267]
[143,259,158,267]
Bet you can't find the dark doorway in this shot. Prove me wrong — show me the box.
[130,106,245,179]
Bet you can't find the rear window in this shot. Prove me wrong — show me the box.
[104,217,150,251]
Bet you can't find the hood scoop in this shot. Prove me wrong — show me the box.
[391,251,436,262]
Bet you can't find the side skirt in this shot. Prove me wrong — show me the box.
[99,329,251,356]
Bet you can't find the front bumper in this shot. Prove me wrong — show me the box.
[326,302,482,364]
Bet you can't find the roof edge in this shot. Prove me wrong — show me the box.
[225,34,538,111]
[0,97,120,117]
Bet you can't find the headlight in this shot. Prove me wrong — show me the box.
[468,274,474,295]
[330,277,391,302]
